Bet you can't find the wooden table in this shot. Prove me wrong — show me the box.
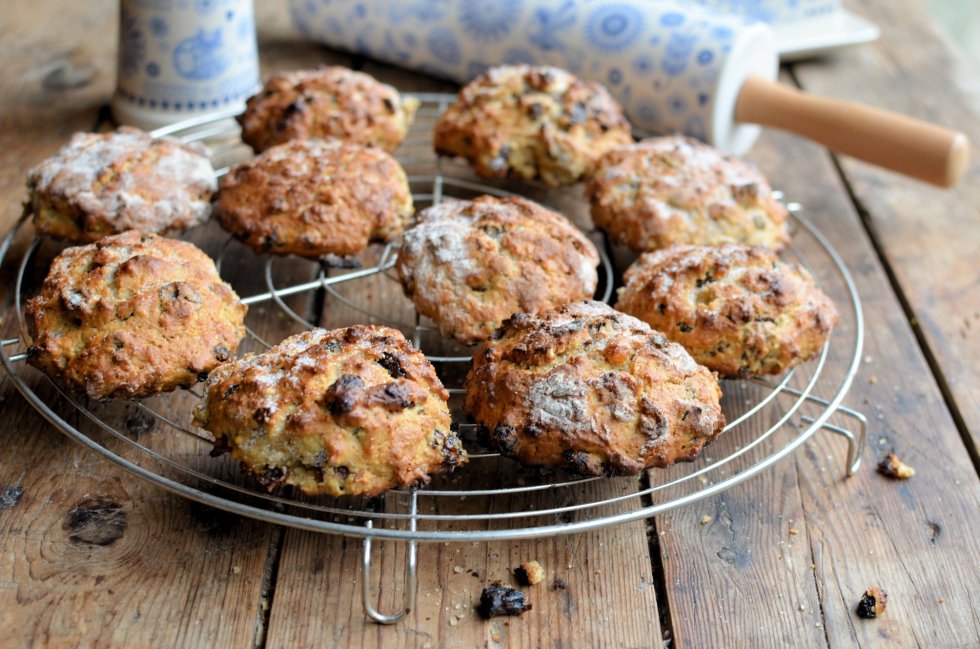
[2,2,978,647]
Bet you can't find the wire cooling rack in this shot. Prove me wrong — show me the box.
[0,94,867,624]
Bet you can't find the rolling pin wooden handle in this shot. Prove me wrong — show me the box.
[735,75,970,188]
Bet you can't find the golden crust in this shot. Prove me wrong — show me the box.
[464,301,724,476]
[238,66,419,153]
[396,196,600,345]
[27,127,215,243]
[586,136,790,251]
[192,326,466,497]
[25,231,246,400]
[615,244,840,378]
[213,138,413,258]
[434,65,633,187]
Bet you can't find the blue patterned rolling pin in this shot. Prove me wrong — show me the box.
[289,0,968,186]
[113,0,260,129]
[289,0,777,154]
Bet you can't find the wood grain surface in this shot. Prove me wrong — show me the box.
[792,0,980,463]
[1,1,978,648]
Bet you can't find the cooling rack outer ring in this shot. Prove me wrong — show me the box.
[0,99,865,543]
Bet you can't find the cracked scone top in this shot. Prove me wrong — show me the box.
[396,195,600,345]
[615,244,840,378]
[193,326,467,497]
[26,231,246,400]
[27,127,215,243]
[213,138,413,258]
[238,66,420,153]
[586,136,790,251]
[434,65,634,186]
[464,301,725,476]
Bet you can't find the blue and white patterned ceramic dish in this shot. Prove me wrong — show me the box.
[113,0,260,129]
[678,0,839,25]
[288,0,778,154]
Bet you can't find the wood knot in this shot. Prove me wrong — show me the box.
[63,497,127,546]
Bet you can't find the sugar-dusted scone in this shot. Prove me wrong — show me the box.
[396,196,600,345]
[434,65,633,187]
[464,301,724,476]
[26,127,215,243]
[238,66,419,153]
[193,326,467,496]
[213,138,413,258]
[26,231,246,400]
[615,244,839,378]
[586,136,790,251]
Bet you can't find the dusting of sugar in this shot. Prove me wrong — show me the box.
[527,371,590,433]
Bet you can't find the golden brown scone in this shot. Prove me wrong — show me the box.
[586,136,790,251]
[615,244,839,378]
[434,65,633,187]
[26,127,215,243]
[192,326,466,496]
[26,231,246,400]
[396,196,600,345]
[238,66,419,153]
[213,138,413,258]
[465,301,724,476]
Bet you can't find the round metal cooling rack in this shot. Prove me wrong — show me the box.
[0,94,869,624]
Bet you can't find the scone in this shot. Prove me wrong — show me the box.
[396,195,600,345]
[586,136,790,251]
[213,138,413,258]
[464,301,725,476]
[238,66,419,153]
[26,127,215,243]
[193,326,466,496]
[434,65,633,187]
[26,231,246,400]
[615,244,840,378]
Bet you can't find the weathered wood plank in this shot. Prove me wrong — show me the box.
[658,116,980,647]
[791,0,980,459]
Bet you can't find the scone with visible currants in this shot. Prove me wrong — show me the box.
[586,135,789,251]
[193,326,466,496]
[238,66,419,153]
[213,138,413,258]
[464,301,725,476]
[26,231,246,400]
[434,65,633,186]
[615,244,839,378]
[26,127,215,243]
[396,195,600,345]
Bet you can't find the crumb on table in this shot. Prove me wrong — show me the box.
[477,583,532,619]
[877,453,915,479]
[514,560,545,586]
[856,586,888,619]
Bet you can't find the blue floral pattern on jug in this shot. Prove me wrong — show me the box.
[115,0,259,122]
[174,30,228,80]
[287,0,764,142]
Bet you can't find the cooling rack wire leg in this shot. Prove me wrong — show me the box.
[362,490,418,624]
[803,405,868,477]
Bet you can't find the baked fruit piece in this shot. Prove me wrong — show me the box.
[434,65,633,187]
[586,135,790,251]
[465,301,725,476]
[213,138,413,258]
[26,127,215,243]
[25,231,246,400]
[396,195,600,345]
[615,244,840,378]
[193,326,466,496]
[238,66,419,153]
